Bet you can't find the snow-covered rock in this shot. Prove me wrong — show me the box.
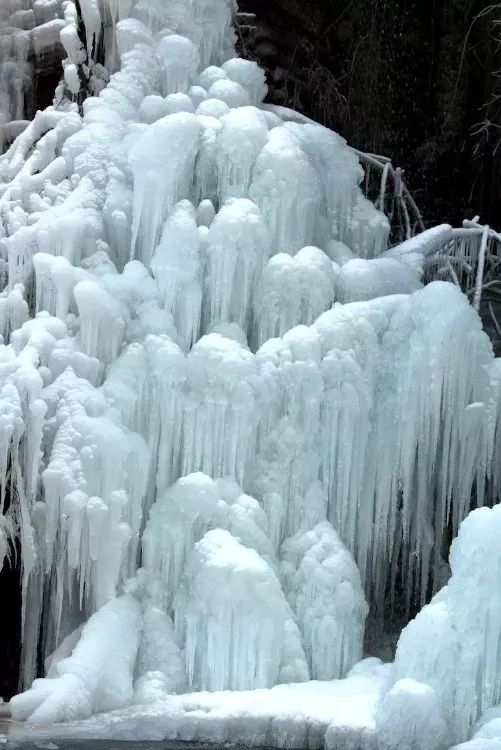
[391,504,501,744]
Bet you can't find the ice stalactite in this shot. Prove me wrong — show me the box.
[142,473,228,610]
[74,280,126,365]
[150,200,203,352]
[38,367,148,666]
[182,334,260,483]
[204,198,270,331]
[0,283,29,341]
[216,107,268,202]
[249,127,322,255]
[157,35,200,96]
[249,283,497,617]
[252,246,336,347]
[129,113,202,265]
[345,193,391,259]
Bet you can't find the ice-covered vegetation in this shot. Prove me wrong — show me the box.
[0,0,500,747]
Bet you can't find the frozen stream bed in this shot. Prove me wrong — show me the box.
[2,667,386,749]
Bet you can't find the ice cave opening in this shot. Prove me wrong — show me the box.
[0,1,500,749]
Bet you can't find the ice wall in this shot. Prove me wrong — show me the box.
[0,0,498,727]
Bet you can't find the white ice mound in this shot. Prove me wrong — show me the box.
[281,522,368,680]
[391,503,501,745]
[174,528,309,692]
[252,247,336,347]
[376,678,449,750]
[335,256,423,303]
[10,594,142,724]
[142,472,276,607]
[142,472,229,608]
[134,603,187,702]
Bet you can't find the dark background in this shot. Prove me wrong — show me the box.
[238,0,501,229]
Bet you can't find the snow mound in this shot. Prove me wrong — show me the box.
[376,678,449,750]
[281,521,368,680]
[335,256,422,303]
[451,708,501,749]
[252,247,336,347]
[174,528,308,691]
[10,594,142,724]
[391,504,501,744]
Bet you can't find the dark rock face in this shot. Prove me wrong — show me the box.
[32,45,65,114]
[0,553,21,700]
[237,0,501,229]
[0,5,64,153]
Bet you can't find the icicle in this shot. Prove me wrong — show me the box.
[74,280,127,366]
[204,199,270,333]
[150,201,203,351]
[129,113,202,264]
[249,127,321,255]
[252,246,336,347]
[216,106,268,202]
[157,35,200,96]
[183,334,259,482]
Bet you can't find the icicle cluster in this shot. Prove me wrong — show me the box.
[0,0,498,728]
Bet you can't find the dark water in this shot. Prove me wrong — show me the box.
[3,732,262,750]
[7,744,243,749]
[5,740,257,750]
[9,744,204,749]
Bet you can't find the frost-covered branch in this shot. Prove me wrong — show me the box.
[388,216,501,349]
[352,150,426,242]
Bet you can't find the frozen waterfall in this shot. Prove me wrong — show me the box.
[0,0,499,735]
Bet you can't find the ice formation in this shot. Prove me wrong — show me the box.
[11,594,142,724]
[390,503,501,745]
[376,678,449,750]
[280,522,368,680]
[0,0,499,735]
[174,528,308,692]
